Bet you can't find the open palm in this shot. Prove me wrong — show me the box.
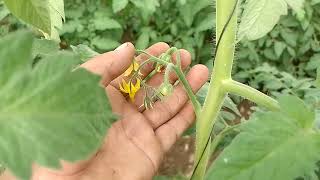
[1,43,208,180]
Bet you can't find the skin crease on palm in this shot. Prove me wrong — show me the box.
[1,42,209,180]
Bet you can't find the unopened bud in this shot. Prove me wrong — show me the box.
[159,83,174,97]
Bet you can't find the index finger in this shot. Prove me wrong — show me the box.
[81,43,135,86]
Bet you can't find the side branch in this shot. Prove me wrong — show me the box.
[223,80,280,111]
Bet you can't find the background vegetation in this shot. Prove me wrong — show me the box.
[2,0,318,99]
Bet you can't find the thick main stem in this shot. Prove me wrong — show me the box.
[192,0,238,179]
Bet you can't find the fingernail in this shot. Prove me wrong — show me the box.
[115,43,128,51]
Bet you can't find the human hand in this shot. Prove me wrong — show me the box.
[1,42,209,180]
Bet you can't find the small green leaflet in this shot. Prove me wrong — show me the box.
[93,17,122,31]
[71,44,100,62]
[3,0,64,40]
[179,0,211,27]
[130,0,159,13]
[91,36,120,50]
[274,41,287,58]
[130,0,159,21]
[238,0,305,41]
[136,27,151,50]
[196,12,216,32]
[112,0,129,13]
[4,0,51,33]
[0,1,9,20]
[0,31,115,180]
[206,95,320,180]
[305,54,320,70]
[284,0,305,17]
[44,0,65,40]
[32,39,60,58]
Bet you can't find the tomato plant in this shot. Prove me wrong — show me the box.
[0,0,319,180]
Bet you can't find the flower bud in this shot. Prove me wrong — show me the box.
[159,83,174,97]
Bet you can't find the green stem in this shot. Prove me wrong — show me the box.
[223,80,280,111]
[135,50,169,65]
[192,0,238,179]
[136,49,201,117]
[174,66,201,118]
[164,63,174,84]
[144,70,157,82]
[172,47,182,68]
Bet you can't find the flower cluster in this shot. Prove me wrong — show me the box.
[119,60,141,101]
[119,51,176,109]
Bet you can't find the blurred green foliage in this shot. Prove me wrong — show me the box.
[0,0,319,98]
[63,0,319,101]
[235,0,320,99]
[59,0,214,64]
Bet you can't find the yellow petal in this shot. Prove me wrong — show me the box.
[120,79,130,93]
[129,94,135,102]
[119,82,126,93]
[127,79,141,102]
[134,79,141,90]
[133,61,140,71]
[129,87,136,101]
[123,64,133,77]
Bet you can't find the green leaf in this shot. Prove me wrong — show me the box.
[280,29,298,47]
[4,0,52,34]
[274,41,287,57]
[71,44,100,62]
[179,0,211,27]
[196,12,215,32]
[224,97,241,117]
[32,39,60,58]
[196,82,210,105]
[130,0,159,14]
[238,0,288,41]
[286,46,296,57]
[0,32,115,180]
[3,0,64,40]
[92,17,122,31]
[112,0,128,13]
[45,0,65,40]
[0,3,9,20]
[206,95,320,180]
[305,54,320,70]
[264,48,278,61]
[136,27,150,50]
[279,96,314,127]
[238,0,306,41]
[312,0,320,4]
[91,36,120,50]
[284,0,305,15]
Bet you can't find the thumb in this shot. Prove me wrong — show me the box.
[81,43,135,86]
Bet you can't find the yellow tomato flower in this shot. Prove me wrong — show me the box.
[123,60,140,77]
[119,79,141,101]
